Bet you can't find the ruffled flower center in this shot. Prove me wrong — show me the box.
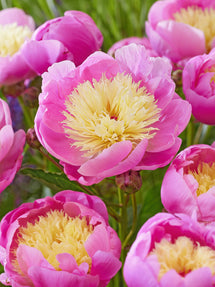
[14,210,93,272]
[173,6,215,52]
[187,162,215,196]
[62,73,160,158]
[151,236,215,279]
[0,23,32,57]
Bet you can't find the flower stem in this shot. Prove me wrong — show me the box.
[186,117,194,147]
[193,123,203,144]
[122,192,137,249]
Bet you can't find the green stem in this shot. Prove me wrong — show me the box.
[122,192,137,249]
[38,147,64,172]
[186,117,194,147]
[18,97,34,129]
[193,123,203,144]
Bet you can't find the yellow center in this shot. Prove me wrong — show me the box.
[174,6,215,52]
[151,236,215,279]
[13,210,93,272]
[62,73,160,158]
[0,23,32,57]
[187,162,215,196]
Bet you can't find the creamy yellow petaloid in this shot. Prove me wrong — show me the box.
[174,6,215,52]
[187,162,215,196]
[151,236,215,279]
[0,23,32,57]
[62,73,160,158]
[14,210,93,272]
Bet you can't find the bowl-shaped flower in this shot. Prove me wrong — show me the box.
[0,99,25,192]
[124,213,215,286]
[146,0,215,65]
[183,48,215,125]
[32,10,103,67]
[35,44,191,185]
[0,190,121,287]
[161,144,215,222]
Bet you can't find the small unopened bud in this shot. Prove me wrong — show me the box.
[115,170,142,192]
[172,69,182,86]
[26,128,41,149]
[23,87,39,108]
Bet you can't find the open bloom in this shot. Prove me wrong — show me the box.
[124,212,215,286]
[32,10,103,67]
[161,144,215,222]
[183,48,215,125]
[35,44,191,185]
[0,8,72,86]
[0,99,25,192]
[108,37,159,57]
[146,0,215,65]
[0,190,121,286]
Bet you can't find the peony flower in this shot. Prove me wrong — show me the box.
[146,0,215,65]
[183,48,215,125]
[34,44,191,185]
[0,190,121,287]
[124,212,215,287]
[161,143,215,222]
[108,37,159,57]
[32,10,103,67]
[0,8,72,87]
[0,99,25,193]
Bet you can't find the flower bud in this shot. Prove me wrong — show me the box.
[26,128,41,149]
[22,86,39,108]
[115,170,142,192]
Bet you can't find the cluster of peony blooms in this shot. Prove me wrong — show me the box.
[1,0,215,286]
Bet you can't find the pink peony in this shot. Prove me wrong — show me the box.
[0,99,25,192]
[146,0,215,65]
[34,44,191,185]
[124,212,215,287]
[0,190,121,287]
[108,37,159,57]
[161,143,215,222]
[0,8,72,86]
[183,49,215,125]
[32,10,103,67]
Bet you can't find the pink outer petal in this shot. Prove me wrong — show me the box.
[184,268,213,287]
[184,88,215,125]
[0,52,36,86]
[197,188,215,221]
[160,270,185,287]
[135,137,181,170]
[90,251,122,281]
[33,11,103,66]
[78,141,133,176]
[161,166,197,217]
[0,8,35,30]
[0,129,25,193]
[28,266,99,287]
[54,190,109,224]
[22,40,73,75]
[0,125,14,161]
[62,139,148,185]
[123,255,158,287]
[0,99,12,127]
[146,20,205,63]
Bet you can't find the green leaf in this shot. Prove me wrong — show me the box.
[20,168,86,193]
